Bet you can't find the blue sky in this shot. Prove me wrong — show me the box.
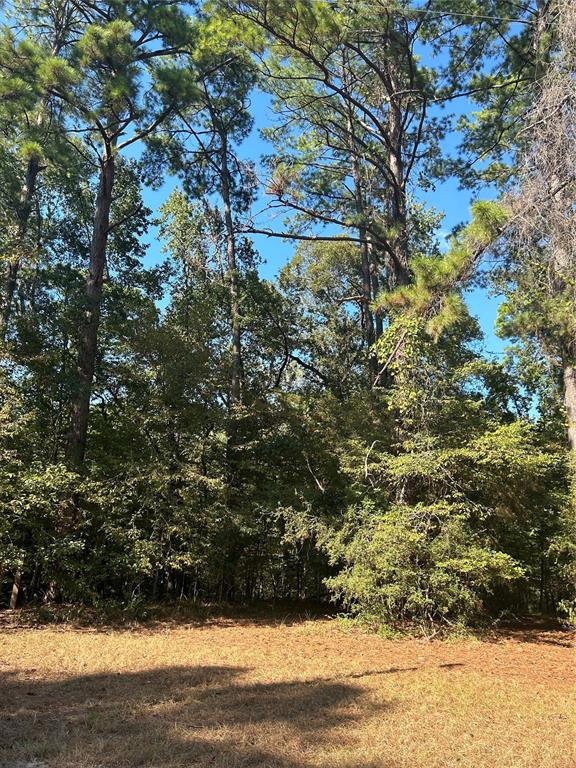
[139,85,507,361]
[1,0,509,359]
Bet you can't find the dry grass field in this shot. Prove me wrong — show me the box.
[0,612,574,768]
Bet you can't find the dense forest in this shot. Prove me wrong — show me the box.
[0,0,575,632]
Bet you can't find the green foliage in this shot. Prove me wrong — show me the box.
[322,309,569,629]
[326,502,523,631]
[0,0,573,632]
[377,201,509,344]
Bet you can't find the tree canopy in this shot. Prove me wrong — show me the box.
[1,0,574,631]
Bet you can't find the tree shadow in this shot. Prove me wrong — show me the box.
[0,664,398,768]
[0,602,337,633]
[493,631,574,648]
[486,617,575,648]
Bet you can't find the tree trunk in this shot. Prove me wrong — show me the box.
[350,160,376,355]
[219,132,243,555]
[563,365,576,452]
[385,56,411,287]
[369,239,384,340]
[66,147,115,466]
[0,156,40,339]
[343,77,377,373]
[0,35,73,339]
[220,134,243,406]
[9,570,22,610]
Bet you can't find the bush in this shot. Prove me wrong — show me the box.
[326,501,523,632]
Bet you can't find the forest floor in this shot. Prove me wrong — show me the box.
[0,611,574,768]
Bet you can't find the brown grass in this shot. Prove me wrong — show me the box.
[0,613,574,768]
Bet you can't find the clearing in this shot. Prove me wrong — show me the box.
[0,613,574,768]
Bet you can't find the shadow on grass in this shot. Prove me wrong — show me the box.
[485,616,575,648]
[0,664,399,768]
[0,601,337,633]
[491,631,574,648]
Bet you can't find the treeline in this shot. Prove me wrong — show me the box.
[0,0,575,631]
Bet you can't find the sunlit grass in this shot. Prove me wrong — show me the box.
[1,615,574,767]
